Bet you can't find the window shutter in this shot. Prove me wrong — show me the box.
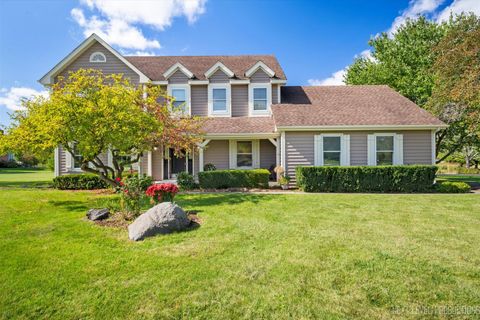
[367,135,376,166]
[394,134,404,165]
[229,140,236,169]
[314,135,323,166]
[253,140,260,168]
[341,134,350,166]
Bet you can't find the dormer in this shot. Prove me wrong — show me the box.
[163,62,194,80]
[245,61,276,116]
[204,62,235,79]
[205,62,234,117]
[245,61,275,78]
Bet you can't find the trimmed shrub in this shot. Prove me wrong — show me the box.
[457,167,480,174]
[177,171,196,190]
[436,181,471,193]
[52,174,108,190]
[198,169,270,189]
[0,159,19,168]
[203,163,216,171]
[296,165,438,193]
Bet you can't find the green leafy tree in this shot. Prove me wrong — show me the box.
[428,14,480,162]
[0,69,203,187]
[345,16,446,107]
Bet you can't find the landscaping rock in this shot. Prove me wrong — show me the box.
[86,208,110,221]
[128,202,190,241]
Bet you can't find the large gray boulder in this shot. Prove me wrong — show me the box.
[128,202,190,241]
[87,208,109,221]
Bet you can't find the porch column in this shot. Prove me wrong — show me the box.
[198,139,211,172]
[280,131,286,169]
[147,151,153,177]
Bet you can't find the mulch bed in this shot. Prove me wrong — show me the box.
[93,210,202,229]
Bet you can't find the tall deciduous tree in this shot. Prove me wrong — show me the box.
[427,14,480,162]
[0,69,203,187]
[345,16,446,107]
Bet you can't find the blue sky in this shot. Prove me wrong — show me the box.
[1,0,478,127]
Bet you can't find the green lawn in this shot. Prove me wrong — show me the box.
[0,168,54,188]
[1,182,479,319]
[437,174,480,187]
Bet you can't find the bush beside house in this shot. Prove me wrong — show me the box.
[296,165,438,193]
[198,169,270,189]
[435,181,471,193]
[52,174,108,190]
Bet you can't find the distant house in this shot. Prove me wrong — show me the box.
[40,34,446,181]
[0,153,15,162]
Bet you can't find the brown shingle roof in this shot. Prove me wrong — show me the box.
[273,85,446,127]
[202,117,276,134]
[124,55,286,81]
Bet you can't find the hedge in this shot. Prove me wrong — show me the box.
[436,181,471,193]
[295,165,438,193]
[52,174,108,190]
[198,169,270,189]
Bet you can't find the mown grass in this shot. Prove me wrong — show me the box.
[437,174,480,187]
[0,168,53,188]
[1,185,479,319]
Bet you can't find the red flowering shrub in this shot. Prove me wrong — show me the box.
[146,183,179,204]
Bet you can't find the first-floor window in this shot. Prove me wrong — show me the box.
[72,143,83,169]
[236,141,253,168]
[323,136,341,166]
[376,135,394,165]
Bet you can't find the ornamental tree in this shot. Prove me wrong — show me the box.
[0,69,203,187]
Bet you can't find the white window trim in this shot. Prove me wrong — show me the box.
[248,83,272,116]
[314,134,350,166]
[167,84,191,116]
[65,143,83,172]
[367,133,403,166]
[229,140,260,169]
[89,52,106,63]
[208,83,231,117]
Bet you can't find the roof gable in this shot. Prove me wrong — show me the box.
[39,34,149,85]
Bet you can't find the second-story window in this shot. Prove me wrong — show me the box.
[253,88,267,111]
[172,88,186,112]
[213,88,227,112]
[208,84,231,116]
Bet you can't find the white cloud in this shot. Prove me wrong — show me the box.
[308,69,346,86]
[71,0,207,51]
[0,87,49,111]
[388,0,444,35]
[436,0,480,21]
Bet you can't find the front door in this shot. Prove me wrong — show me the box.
[167,149,193,179]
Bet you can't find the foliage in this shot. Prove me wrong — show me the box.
[0,159,19,168]
[435,181,471,193]
[428,14,480,162]
[52,174,108,190]
[117,175,152,216]
[278,175,291,186]
[0,69,203,188]
[296,165,438,193]
[145,183,179,204]
[198,169,270,189]
[203,163,216,171]
[17,153,39,167]
[176,171,196,190]
[345,16,446,107]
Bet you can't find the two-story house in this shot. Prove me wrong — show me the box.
[40,34,446,183]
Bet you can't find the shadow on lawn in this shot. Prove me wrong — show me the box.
[48,200,89,212]
[177,193,277,208]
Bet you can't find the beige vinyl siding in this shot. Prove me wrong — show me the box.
[250,69,270,83]
[191,85,208,116]
[403,131,432,164]
[204,140,229,170]
[272,84,278,104]
[232,85,249,117]
[350,132,368,165]
[209,69,230,83]
[260,139,276,169]
[56,42,140,84]
[193,150,199,177]
[151,148,163,180]
[59,145,68,174]
[140,153,148,176]
[168,70,189,84]
[285,130,433,181]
